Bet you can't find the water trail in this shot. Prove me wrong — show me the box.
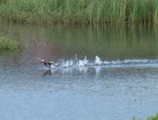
[50,64,56,68]
[78,56,89,67]
[41,56,158,76]
[62,60,74,68]
[94,56,103,65]
[40,55,158,69]
[103,59,151,65]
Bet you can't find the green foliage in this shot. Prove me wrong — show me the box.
[0,34,21,50]
[0,0,157,24]
[0,0,7,4]
[147,113,158,120]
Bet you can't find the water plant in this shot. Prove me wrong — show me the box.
[0,0,157,24]
[0,33,21,50]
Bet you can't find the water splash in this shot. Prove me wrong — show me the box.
[50,64,56,68]
[62,60,73,68]
[94,56,103,65]
[40,55,158,69]
[78,56,89,67]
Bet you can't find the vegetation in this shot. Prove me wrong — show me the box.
[133,113,158,120]
[147,113,158,120]
[0,33,21,50]
[0,0,157,24]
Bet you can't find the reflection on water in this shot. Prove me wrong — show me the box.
[1,23,158,120]
[0,23,158,60]
[43,69,52,76]
[42,63,158,79]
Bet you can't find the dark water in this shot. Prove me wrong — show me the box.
[0,23,158,120]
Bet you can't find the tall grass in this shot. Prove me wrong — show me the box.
[0,0,157,24]
[0,33,21,50]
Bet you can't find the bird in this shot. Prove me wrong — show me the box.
[41,59,56,68]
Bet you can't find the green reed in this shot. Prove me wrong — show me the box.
[0,34,21,50]
[0,0,157,24]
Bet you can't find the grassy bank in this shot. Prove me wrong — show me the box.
[0,33,21,50]
[0,0,157,24]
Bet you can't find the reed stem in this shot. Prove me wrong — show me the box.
[0,0,157,25]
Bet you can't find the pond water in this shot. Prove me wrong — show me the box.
[0,23,158,120]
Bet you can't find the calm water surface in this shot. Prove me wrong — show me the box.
[0,23,158,120]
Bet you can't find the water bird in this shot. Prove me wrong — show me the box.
[41,59,56,68]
